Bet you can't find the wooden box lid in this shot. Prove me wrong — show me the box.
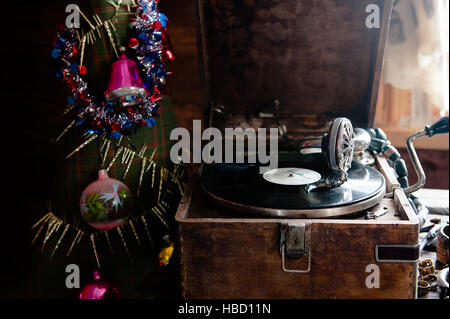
[194,0,393,129]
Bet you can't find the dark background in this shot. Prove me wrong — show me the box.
[0,0,447,298]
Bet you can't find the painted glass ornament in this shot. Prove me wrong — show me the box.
[79,271,120,299]
[105,48,147,108]
[80,170,133,230]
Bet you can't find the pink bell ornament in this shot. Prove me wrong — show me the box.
[104,47,147,108]
[79,271,120,299]
[80,170,133,230]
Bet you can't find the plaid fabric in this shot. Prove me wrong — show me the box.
[28,0,181,298]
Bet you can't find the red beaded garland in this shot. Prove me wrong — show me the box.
[152,21,162,30]
[128,37,139,49]
[111,122,121,132]
[79,65,87,75]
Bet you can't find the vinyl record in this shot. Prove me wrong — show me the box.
[201,153,386,218]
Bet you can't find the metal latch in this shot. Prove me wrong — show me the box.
[280,223,311,273]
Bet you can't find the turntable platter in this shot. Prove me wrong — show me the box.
[201,153,386,218]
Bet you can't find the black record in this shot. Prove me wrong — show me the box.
[201,153,386,218]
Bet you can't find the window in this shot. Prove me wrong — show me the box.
[375,0,449,150]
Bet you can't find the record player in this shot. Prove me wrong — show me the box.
[175,0,445,298]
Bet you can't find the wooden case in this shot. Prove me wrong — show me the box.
[176,158,419,298]
[176,0,420,298]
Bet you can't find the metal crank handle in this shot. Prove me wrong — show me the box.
[386,116,449,197]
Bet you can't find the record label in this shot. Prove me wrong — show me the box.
[263,167,321,186]
[299,147,322,155]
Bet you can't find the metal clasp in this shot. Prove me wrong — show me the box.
[280,223,311,273]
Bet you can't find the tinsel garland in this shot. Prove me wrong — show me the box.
[52,0,172,149]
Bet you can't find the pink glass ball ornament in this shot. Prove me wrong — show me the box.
[79,271,120,299]
[80,170,133,230]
